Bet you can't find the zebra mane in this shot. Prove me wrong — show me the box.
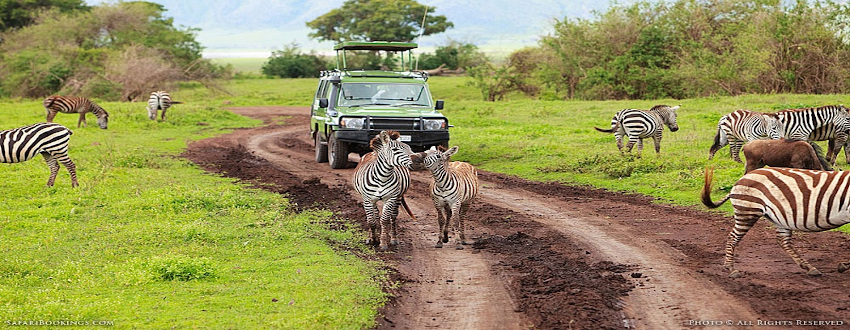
[369,130,401,150]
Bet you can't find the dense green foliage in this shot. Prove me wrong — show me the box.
[262,44,329,78]
[0,0,87,32]
[306,0,453,43]
[416,41,488,70]
[0,83,386,327]
[0,2,226,100]
[474,0,850,100]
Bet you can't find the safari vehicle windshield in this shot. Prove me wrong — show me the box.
[338,83,432,107]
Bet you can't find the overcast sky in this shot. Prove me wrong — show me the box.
[84,0,633,58]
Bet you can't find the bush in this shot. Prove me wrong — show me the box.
[262,45,328,78]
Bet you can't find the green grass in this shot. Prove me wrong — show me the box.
[0,95,386,328]
[210,57,267,74]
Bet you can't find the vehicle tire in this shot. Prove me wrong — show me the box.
[328,132,349,169]
[315,131,328,163]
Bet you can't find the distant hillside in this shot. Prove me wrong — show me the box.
[88,0,625,57]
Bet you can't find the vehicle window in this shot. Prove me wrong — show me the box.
[338,83,431,107]
[316,80,330,99]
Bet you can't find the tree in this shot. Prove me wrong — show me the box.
[0,0,87,32]
[306,0,453,43]
[262,44,328,78]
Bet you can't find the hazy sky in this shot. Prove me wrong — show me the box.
[83,1,632,58]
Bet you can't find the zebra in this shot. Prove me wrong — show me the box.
[422,146,480,249]
[806,123,850,165]
[146,91,181,121]
[708,109,783,162]
[352,130,415,251]
[0,123,78,187]
[594,105,680,157]
[775,105,850,164]
[702,167,850,277]
[43,96,109,129]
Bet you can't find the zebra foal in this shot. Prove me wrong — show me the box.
[422,146,479,249]
[594,105,680,157]
[0,123,78,187]
[43,95,109,129]
[708,109,782,162]
[353,130,414,251]
[702,167,850,277]
[147,91,181,121]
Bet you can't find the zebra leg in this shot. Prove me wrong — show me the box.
[54,154,79,188]
[377,199,399,251]
[724,216,758,277]
[730,140,744,163]
[46,110,57,123]
[433,200,448,248]
[78,113,87,128]
[614,132,624,151]
[454,202,472,249]
[387,199,401,246]
[161,108,167,121]
[41,152,60,187]
[653,135,662,154]
[635,138,645,158]
[147,107,157,120]
[776,228,821,276]
[363,200,380,246]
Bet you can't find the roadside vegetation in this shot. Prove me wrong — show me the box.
[0,91,386,328]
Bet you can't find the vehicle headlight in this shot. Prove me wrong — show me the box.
[340,117,365,129]
[423,119,446,130]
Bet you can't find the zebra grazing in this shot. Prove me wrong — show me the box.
[594,105,680,157]
[422,146,479,249]
[0,123,78,187]
[44,96,109,129]
[807,122,850,165]
[702,167,850,277]
[775,105,850,164]
[708,109,782,162]
[147,91,181,121]
[353,130,414,251]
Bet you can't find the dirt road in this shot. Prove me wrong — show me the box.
[183,106,850,329]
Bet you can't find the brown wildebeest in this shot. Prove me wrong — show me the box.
[742,139,832,173]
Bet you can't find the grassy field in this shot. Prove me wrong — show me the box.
[0,93,385,328]
[2,76,848,327]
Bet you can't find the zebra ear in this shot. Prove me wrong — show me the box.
[444,146,459,157]
[429,146,437,151]
[671,105,681,111]
[379,131,391,144]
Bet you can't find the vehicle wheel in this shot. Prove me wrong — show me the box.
[328,132,349,169]
[315,131,328,163]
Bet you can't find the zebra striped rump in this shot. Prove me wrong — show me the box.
[147,91,181,121]
[0,123,78,187]
[702,167,850,277]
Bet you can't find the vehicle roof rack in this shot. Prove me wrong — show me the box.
[334,41,418,52]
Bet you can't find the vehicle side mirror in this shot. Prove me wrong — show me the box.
[319,98,329,108]
[435,100,444,110]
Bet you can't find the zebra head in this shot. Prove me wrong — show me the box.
[763,114,784,140]
[652,105,680,132]
[372,130,412,168]
[423,146,458,173]
[95,105,109,129]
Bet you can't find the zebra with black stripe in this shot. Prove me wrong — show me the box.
[422,146,479,249]
[43,95,109,129]
[0,123,78,187]
[775,105,850,164]
[147,91,181,121]
[702,167,850,277]
[708,109,782,162]
[594,105,680,157]
[353,130,414,251]
[806,123,850,165]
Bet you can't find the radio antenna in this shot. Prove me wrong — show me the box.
[415,6,428,70]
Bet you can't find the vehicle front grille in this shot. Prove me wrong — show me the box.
[369,118,416,130]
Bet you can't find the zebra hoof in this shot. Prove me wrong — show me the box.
[807,268,823,276]
[435,241,443,248]
[442,236,449,244]
[838,262,850,273]
[728,270,742,278]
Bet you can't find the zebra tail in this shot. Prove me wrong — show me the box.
[170,101,183,104]
[400,196,417,221]
[701,167,731,208]
[709,127,725,156]
[594,121,619,133]
[809,141,833,171]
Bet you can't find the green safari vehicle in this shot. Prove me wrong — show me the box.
[310,41,450,169]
